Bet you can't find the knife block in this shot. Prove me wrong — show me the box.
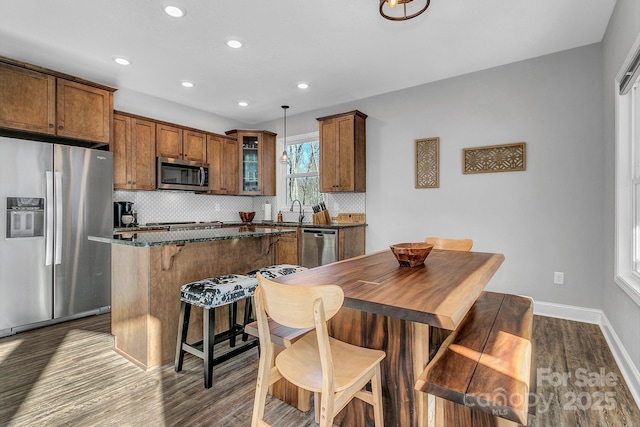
[312,209,331,225]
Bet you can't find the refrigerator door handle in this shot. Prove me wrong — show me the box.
[45,171,54,266]
[54,171,63,265]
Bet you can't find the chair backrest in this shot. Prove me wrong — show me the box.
[255,273,344,329]
[425,237,473,251]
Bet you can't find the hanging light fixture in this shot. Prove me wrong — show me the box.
[379,0,430,21]
[280,105,289,165]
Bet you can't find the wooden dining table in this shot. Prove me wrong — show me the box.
[274,248,505,427]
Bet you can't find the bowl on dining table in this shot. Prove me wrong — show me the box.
[390,242,434,267]
[239,211,256,223]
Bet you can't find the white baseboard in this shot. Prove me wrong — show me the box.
[534,300,640,409]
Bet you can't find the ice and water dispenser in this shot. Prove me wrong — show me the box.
[5,197,45,238]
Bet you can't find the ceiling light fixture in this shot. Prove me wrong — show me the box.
[297,82,309,89]
[113,56,131,65]
[280,105,289,165]
[226,39,244,49]
[379,0,430,21]
[164,5,185,18]
[181,81,195,88]
[238,101,249,107]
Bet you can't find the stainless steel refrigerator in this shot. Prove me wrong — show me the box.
[0,136,112,336]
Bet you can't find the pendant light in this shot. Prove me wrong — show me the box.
[280,105,289,164]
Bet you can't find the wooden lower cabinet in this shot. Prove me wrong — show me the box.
[275,227,300,264]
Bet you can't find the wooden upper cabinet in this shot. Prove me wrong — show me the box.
[0,57,115,144]
[183,130,206,162]
[318,110,367,193]
[112,114,131,189]
[207,134,238,195]
[0,62,56,134]
[156,124,206,162]
[156,124,183,159]
[225,129,276,196]
[56,79,112,144]
[112,112,156,190]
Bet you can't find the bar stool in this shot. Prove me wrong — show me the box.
[245,264,307,280]
[175,274,258,388]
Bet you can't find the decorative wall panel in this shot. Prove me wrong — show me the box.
[463,142,526,174]
[415,137,439,188]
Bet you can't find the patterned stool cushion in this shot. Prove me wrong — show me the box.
[180,274,258,309]
[246,264,308,280]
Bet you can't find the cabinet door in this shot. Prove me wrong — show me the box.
[112,114,132,189]
[319,118,339,192]
[239,133,261,195]
[222,138,238,194]
[56,79,112,144]
[131,118,156,190]
[0,62,56,134]
[275,229,299,265]
[261,131,276,196]
[156,124,182,158]
[335,114,355,191]
[183,130,206,162]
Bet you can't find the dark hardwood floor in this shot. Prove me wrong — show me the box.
[0,314,638,426]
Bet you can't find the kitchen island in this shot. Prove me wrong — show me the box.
[91,226,295,369]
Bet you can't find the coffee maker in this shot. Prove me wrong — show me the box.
[114,201,135,227]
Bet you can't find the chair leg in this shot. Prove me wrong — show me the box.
[251,342,274,427]
[175,301,191,372]
[229,301,238,348]
[370,364,384,427]
[203,307,216,389]
[242,297,253,341]
[314,392,321,425]
[319,389,335,427]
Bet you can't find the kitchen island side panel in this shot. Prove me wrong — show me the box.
[111,243,150,369]
[112,236,278,369]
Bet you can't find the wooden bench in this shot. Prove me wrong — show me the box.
[244,318,313,411]
[415,291,534,427]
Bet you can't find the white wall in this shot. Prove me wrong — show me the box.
[602,0,640,375]
[260,44,605,310]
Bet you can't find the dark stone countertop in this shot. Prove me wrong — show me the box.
[90,226,296,247]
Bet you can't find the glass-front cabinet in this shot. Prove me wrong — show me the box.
[241,135,259,193]
[225,129,276,196]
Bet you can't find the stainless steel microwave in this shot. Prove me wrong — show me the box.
[157,157,209,191]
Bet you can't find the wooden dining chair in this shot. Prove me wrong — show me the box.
[425,237,473,251]
[251,273,386,427]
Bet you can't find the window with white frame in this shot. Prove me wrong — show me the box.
[280,132,323,207]
[615,44,640,306]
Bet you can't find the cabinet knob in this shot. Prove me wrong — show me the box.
[49,124,54,128]
[58,125,63,130]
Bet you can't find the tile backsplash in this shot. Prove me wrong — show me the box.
[114,191,365,225]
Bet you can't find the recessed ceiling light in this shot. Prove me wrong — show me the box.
[226,39,244,49]
[238,101,249,107]
[113,56,131,66]
[181,81,195,88]
[164,5,185,18]
[297,82,310,89]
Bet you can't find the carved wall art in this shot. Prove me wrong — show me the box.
[415,137,439,188]
[463,142,526,174]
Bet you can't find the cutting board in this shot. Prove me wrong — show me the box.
[334,212,366,224]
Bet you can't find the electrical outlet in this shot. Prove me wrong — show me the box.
[553,272,565,285]
[215,203,220,212]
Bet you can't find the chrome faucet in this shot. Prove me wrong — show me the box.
[290,199,305,223]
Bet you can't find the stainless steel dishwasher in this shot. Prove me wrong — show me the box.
[301,228,338,268]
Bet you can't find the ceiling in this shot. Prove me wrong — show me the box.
[0,0,616,125]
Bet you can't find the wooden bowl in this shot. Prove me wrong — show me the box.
[239,211,256,223]
[390,243,434,267]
